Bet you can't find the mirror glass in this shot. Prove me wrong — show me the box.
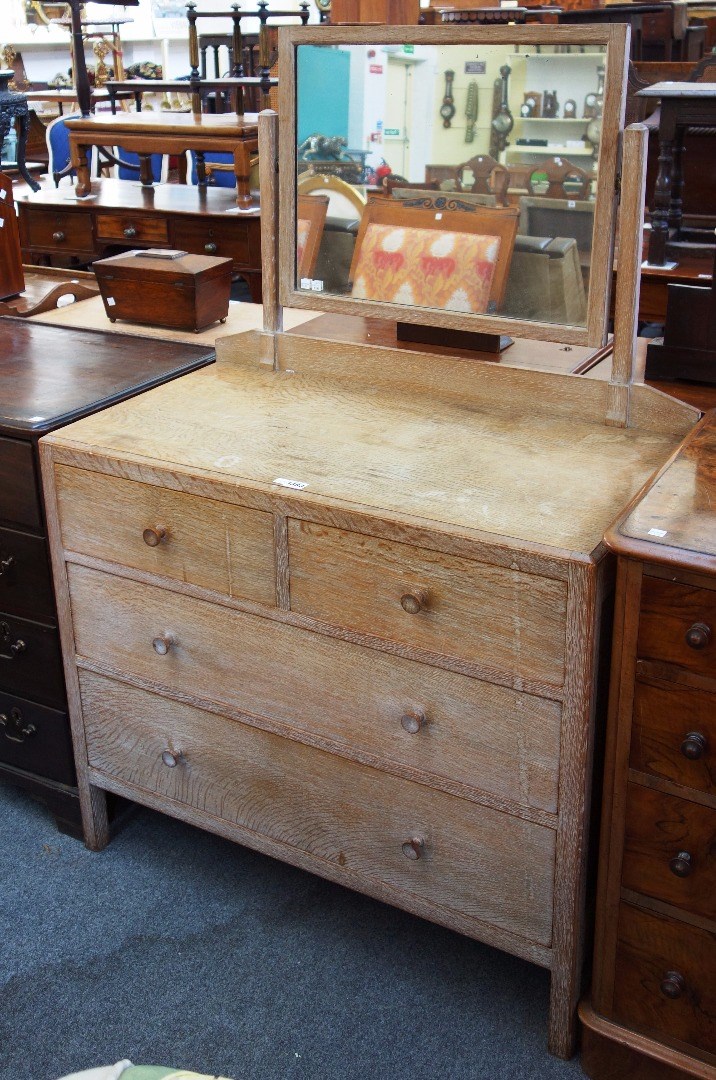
[294,42,608,329]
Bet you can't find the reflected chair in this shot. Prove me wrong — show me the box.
[297,193,329,280]
[526,156,593,199]
[297,172,366,221]
[187,149,260,193]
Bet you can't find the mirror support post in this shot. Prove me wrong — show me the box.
[259,109,283,367]
[607,124,648,428]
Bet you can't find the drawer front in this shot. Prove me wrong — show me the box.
[80,670,556,945]
[25,210,94,253]
[613,903,716,1055]
[0,689,74,785]
[55,466,275,607]
[171,218,250,265]
[622,784,716,922]
[0,611,64,707]
[0,527,55,622]
[68,565,561,814]
[630,678,715,797]
[288,521,567,686]
[639,576,716,679]
[95,212,168,244]
[0,437,41,532]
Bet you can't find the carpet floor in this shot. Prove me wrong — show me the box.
[0,784,587,1080]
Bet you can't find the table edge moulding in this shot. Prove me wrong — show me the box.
[37,25,705,1064]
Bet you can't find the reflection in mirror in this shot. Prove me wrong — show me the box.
[295,42,608,329]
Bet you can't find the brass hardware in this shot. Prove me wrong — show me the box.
[669,851,693,878]
[402,836,425,861]
[52,231,65,242]
[0,707,36,744]
[685,621,711,650]
[123,226,137,239]
[161,748,182,768]
[400,592,426,615]
[143,525,167,548]
[0,621,25,660]
[681,731,707,760]
[401,710,426,734]
[0,555,14,577]
[660,971,686,999]
[204,242,217,254]
[152,635,173,656]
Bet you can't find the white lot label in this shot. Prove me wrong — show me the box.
[273,477,308,491]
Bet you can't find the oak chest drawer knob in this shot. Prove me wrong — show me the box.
[402,836,425,861]
[669,851,693,878]
[152,635,173,656]
[660,971,686,1000]
[52,231,65,243]
[123,226,137,239]
[143,525,167,548]
[0,555,14,577]
[685,622,711,650]
[400,592,426,615]
[401,710,426,734]
[204,242,217,254]
[161,748,183,768]
[681,731,708,760]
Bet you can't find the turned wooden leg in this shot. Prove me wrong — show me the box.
[70,134,92,198]
[234,142,254,209]
[647,104,678,266]
[196,150,207,187]
[15,110,41,192]
[138,152,154,188]
[667,127,685,238]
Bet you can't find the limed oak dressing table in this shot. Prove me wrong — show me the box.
[38,26,701,1059]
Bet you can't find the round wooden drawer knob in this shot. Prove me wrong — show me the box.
[152,635,172,656]
[205,242,218,254]
[161,749,182,768]
[143,525,167,547]
[681,731,707,760]
[402,837,425,861]
[123,226,137,239]
[52,231,65,242]
[660,971,686,999]
[400,592,425,615]
[401,711,426,734]
[685,622,711,650]
[669,851,693,878]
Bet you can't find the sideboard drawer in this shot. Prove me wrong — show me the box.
[0,437,40,532]
[288,521,567,685]
[639,576,716,678]
[630,677,715,797]
[172,218,250,264]
[80,670,556,946]
[621,784,716,922]
[95,213,169,245]
[0,689,74,785]
[613,903,716,1055]
[0,611,64,707]
[0,527,55,623]
[55,466,275,607]
[25,210,94,254]
[67,565,562,813]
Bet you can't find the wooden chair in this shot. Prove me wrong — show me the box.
[526,156,593,200]
[348,198,519,314]
[297,193,329,280]
[453,153,510,205]
[297,172,367,221]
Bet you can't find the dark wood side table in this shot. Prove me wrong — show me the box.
[580,410,716,1080]
[0,320,213,836]
[0,70,41,193]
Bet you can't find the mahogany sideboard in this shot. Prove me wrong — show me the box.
[15,180,263,303]
[581,411,716,1079]
[0,320,213,836]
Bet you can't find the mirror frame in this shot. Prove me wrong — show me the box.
[278,24,628,348]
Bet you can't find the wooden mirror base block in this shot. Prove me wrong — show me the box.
[396,321,514,354]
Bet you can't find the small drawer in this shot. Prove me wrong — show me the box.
[55,465,275,607]
[639,576,716,679]
[0,611,64,708]
[95,213,168,244]
[171,218,250,264]
[0,527,55,623]
[288,521,567,686]
[67,565,562,815]
[613,903,716,1055]
[0,689,74,785]
[622,784,716,922]
[25,210,94,253]
[0,437,41,532]
[630,678,715,797]
[80,669,556,946]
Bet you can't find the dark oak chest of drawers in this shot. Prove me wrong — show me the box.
[581,412,716,1080]
[0,319,213,836]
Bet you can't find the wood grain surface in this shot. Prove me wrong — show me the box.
[80,669,557,947]
[630,677,716,799]
[638,576,716,680]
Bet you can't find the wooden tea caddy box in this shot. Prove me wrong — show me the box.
[38,26,702,1060]
[94,250,233,334]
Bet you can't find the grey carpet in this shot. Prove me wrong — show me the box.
[0,784,586,1080]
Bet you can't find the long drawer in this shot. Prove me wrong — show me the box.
[55,465,275,607]
[622,784,716,922]
[95,212,168,244]
[80,669,556,946]
[630,677,715,797]
[0,689,74,785]
[171,218,251,265]
[0,436,41,532]
[613,903,716,1056]
[0,526,55,622]
[0,610,64,707]
[639,576,716,679]
[288,520,567,686]
[67,564,562,814]
[23,209,94,255]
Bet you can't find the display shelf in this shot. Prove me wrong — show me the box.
[515,117,590,124]
[507,144,594,156]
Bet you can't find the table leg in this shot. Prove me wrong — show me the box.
[70,133,93,198]
[667,124,685,239]
[15,110,41,192]
[647,105,677,266]
[234,140,253,209]
[138,153,155,188]
[196,150,207,187]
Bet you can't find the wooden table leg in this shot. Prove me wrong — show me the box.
[70,133,93,198]
[647,102,677,266]
[138,153,155,188]
[233,140,254,209]
[667,124,685,239]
